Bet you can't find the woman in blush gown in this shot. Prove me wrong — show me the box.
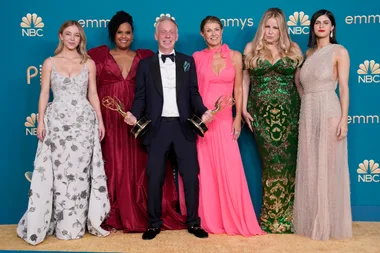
[294,9,352,241]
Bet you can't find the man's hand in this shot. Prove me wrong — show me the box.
[124,112,137,126]
[201,110,214,124]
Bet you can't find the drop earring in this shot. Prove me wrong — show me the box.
[330,30,333,38]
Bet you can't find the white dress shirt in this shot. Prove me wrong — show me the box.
[159,50,179,117]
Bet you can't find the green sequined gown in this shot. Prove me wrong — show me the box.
[247,58,300,233]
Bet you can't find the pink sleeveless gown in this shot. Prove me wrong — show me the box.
[193,45,264,236]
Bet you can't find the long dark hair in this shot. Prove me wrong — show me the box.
[308,9,338,48]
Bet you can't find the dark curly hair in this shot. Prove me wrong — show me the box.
[108,11,134,43]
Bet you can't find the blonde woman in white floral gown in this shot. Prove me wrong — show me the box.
[17,20,110,245]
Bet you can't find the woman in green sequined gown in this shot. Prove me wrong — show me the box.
[242,8,303,233]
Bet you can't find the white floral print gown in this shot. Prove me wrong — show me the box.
[17,58,110,245]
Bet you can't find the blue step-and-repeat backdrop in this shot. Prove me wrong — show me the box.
[2,0,379,224]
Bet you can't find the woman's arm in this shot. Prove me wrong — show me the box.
[336,46,350,140]
[87,59,105,141]
[242,42,254,132]
[36,58,52,142]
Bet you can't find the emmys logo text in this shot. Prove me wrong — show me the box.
[345,14,380,24]
[220,18,254,30]
[78,18,109,28]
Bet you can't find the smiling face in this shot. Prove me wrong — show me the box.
[59,25,81,50]
[114,22,133,50]
[201,21,223,47]
[155,19,178,53]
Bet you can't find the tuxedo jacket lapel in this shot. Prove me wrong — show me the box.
[175,53,184,97]
[150,54,163,96]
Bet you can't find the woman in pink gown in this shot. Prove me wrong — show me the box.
[193,16,264,236]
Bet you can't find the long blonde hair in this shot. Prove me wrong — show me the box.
[245,8,303,69]
[54,20,89,63]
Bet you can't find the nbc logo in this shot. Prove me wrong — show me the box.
[357,60,380,83]
[27,64,42,84]
[287,11,310,35]
[154,13,175,27]
[21,13,44,37]
[25,113,38,136]
[357,159,380,183]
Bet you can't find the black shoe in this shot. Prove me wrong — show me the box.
[188,225,208,238]
[142,227,161,240]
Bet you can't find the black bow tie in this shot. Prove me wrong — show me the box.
[161,53,175,63]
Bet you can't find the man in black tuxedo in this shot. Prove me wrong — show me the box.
[125,16,212,240]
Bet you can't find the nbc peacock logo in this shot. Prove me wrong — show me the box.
[357,159,380,183]
[21,13,44,37]
[357,60,380,83]
[287,11,310,35]
[154,13,176,27]
[25,113,38,136]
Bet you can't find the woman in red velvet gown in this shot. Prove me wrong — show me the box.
[88,11,185,232]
